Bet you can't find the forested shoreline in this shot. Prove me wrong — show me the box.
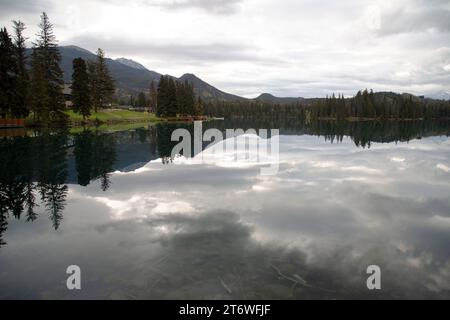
[2,14,450,127]
[0,12,117,125]
[0,12,205,127]
[204,90,450,121]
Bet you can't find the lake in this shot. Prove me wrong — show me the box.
[1,120,450,299]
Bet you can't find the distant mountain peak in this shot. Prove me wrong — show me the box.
[257,93,276,99]
[255,93,305,104]
[178,73,244,101]
[57,44,245,101]
[115,58,148,71]
[179,73,201,81]
[61,45,93,55]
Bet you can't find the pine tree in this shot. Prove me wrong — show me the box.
[0,27,16,118]
[176,81,187,115]
[136,91,146,108]
[71,58,91,119]
[367,89,376,118]
[339,94,346,120]
[156,75,168,117]
[149,81,157,112]
[89,48,114,112]
[167,77,178,117]
[30,49,47,121]
[196,96,204,116]
[87,60,98,112]
[31,12,66,123]
[12,20,29,118]
[184,80,196,115]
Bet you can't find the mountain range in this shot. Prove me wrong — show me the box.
[57,46,319,103]
[40,45,448,103]
[57,46,245,102]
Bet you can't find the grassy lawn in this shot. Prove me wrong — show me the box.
[24,109,211,128]
[68,121,154,134]
[65,109,160,122]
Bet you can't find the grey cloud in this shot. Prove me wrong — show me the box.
[2,132,450,298]
[0,0,50,18]
[377,1,450,36]
[63,34,284,65]
[104,0,244,15]
[147,0,244,15]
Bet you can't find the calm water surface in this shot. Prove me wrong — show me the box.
[1,120,450,299]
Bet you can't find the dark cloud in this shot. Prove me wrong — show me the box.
[0,0,50,18]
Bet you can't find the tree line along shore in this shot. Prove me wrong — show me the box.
[1,13,449,129]
[0,12,206,128]
[203,90,450,121]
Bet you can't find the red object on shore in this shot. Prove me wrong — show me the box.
[0,119,25,128]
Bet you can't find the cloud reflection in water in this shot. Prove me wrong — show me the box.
[1,133,449,299]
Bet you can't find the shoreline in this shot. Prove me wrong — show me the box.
[2,115,450,131]
[6,110,213,129]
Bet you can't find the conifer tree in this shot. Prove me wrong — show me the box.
[29,49,47,121]
[0,27,16,118]
[71,58,91,119]
[30,12,65,123]
[156,76,197,117]
[136,92,146,108]
[176,81,187,115]
[95,48,114,110]
[12,20,29,118]
[167,77,178,117]
[149,81,157,112]
[87,60,98,112]
[196,96,204,116]
[156,75,168,117]
[184,80,196,115]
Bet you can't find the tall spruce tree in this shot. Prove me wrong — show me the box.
[30,49,47,121]
[12,21,29,118]
[167,77,178,117]
[71,58,91,119]
[136,92,146,108]
[196,96,204,116]
[0,27,16,118]
[176,80,195,116]
[156,75,168,117]
[149,81,157,112]
[185,80,196,115]
[176,81,186,115]
[31,12,65,123]
[89,48,114,112]
[87,60,98,112]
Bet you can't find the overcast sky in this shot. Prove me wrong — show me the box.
[1,0,449,98]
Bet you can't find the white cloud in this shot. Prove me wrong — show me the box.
[1,0,449,97]
[437,163,450,172]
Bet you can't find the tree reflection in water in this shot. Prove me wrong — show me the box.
[0,120,449,247]
[74,129,117,190]
[0,128,118,246]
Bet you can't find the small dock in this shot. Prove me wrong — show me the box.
[0,119,25,129]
